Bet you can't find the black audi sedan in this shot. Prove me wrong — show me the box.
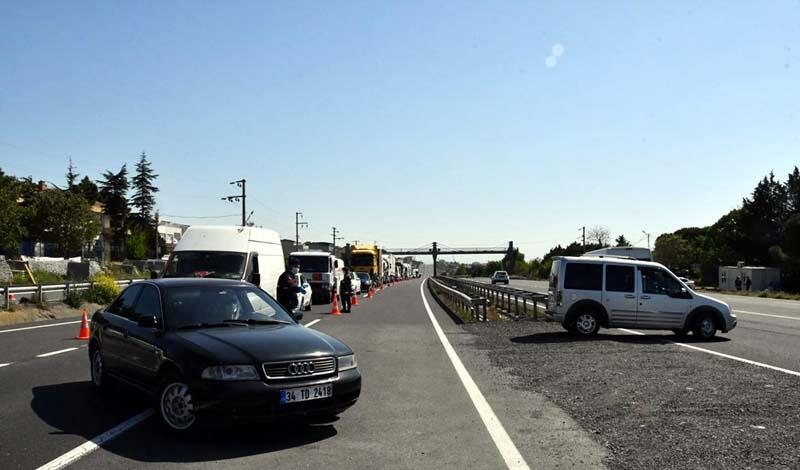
[88,278,361,431]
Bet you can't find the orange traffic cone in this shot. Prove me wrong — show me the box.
[351,293,359,306]
[368,287,374,298]
[8,280,16,303]
[330,293,341,316]
[74,309,90,340]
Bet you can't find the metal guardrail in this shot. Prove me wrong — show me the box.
[2,279,142,310]
[438,276,548,320]
[428,277,488,321]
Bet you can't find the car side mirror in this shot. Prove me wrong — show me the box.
[138,315,159,329]
[292,310,303,322]
[249,272,261,285]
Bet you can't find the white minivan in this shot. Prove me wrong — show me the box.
[545,256,736,339]
[290,251,344,304]
[162,225,284,298]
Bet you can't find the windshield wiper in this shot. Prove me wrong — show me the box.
[178,322,246,330]
[224,318,291,326]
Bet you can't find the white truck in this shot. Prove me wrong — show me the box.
[382,253,396,282]
[162,225,284,297]
[289,251,344,304]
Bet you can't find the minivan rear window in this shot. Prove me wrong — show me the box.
[549,260,561,288]
[564,263,602,291]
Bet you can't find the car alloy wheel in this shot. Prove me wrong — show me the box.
[160,381,197,431]
[91,350,104,387]
[694,314,717,340]
[575,312,598,336]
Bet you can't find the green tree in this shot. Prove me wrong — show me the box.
[653,234,692,270]
[739,172,788,264]
[786,166,800,215]
[124,229,148,259]
[784,214,800,259]
[98,165,129,230]
[614,234,631,247]
[75,176,99,204]
[66,157,79,190]
[130,152,159,223]
[0,169,27,250]
[30,190,99,257]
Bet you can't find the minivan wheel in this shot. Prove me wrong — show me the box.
[692,313,717,340]
[573,311,600,337]
[159,376,197,432]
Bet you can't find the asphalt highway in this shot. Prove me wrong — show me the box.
[474,277,800,374]
[0,279,602,470]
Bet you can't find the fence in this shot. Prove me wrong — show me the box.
[2,279,141,310]
[437,276,548,320]
[428,277,488,321]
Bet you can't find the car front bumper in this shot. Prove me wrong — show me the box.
[191,368,361,420]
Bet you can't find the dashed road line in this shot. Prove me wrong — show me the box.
[617,328,800,377]
[734,309,799,321]
[0,363,11,368]
[36,348,79,358]
[0,321,81,334]
[304,319,321,328]
[36,410,154,470]
[421,280,530,470]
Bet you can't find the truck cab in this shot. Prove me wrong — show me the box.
[290,251,344,304]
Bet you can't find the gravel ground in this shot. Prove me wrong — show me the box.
[461,320,800,470]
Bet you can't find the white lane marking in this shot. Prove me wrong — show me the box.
[36,409,154,470]
[617,328,800,377]
[0,320,81,334]
[304,319,321,328]
[0,363,11,368]
[420,280,530,470]
[734,309,800,321]
[36,347,79,358]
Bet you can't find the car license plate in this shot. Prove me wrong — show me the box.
[280,384,333,404]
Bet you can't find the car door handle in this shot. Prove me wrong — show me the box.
[624,294,636,299]
[640,295,651,300]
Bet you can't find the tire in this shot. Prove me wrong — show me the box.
[304,299,312,311]
[158,374,198,432]
[692,313,717,340]
[90,347,109,391]
[571,310,600,337]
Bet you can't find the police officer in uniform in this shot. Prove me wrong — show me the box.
[277,257,304,313]
[340,267,353,313]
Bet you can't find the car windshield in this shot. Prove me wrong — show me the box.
[163,251,246,280]
[297,256,329,273]
[357,273,370,280]
[351,254,375,267]
[164,285,294,330]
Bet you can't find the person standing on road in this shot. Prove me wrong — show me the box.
[340,268,353,313]
[746,276,752,291]
[370,268,379,290]
[735,276,742,291]
[277,258,304,313]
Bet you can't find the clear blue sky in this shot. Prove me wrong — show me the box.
[2,1,799,262]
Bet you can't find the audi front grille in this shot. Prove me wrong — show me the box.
[262,357,336,380]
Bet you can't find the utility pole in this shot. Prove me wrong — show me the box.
[580,226,586,249]
[642,230,651,250]
[221,179,246,226]
[295,212,308,251]
[331,227,343,255]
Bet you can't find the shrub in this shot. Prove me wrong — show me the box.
[84,272,120,305]
[64,289,83,309]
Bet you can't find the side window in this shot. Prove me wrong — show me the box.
[605,265,635,292]
[564,263,602,291]
[640,268,683,296]
[107,285,142,320]
[134,285,162,322]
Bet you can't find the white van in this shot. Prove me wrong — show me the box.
[546,256,736,339]
[583,246,653,262]
[289,251,344,304]
[162,225,284,298]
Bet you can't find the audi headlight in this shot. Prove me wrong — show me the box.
[201,365,259,381]
[338,354,357,371]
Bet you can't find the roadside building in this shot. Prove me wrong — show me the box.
[718,266,781,291]
[157,220,189,254]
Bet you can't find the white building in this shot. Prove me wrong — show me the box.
[718,266,781,291]
[158,220,189,251]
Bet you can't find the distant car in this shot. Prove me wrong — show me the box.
[347,271,362,294]
[296,273,313,311]
[356,272,372,291]
[678,277,696,290]
[491,271,510,285]
[89,278,361,432]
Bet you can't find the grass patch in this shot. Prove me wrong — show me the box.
[11,270,65,285]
